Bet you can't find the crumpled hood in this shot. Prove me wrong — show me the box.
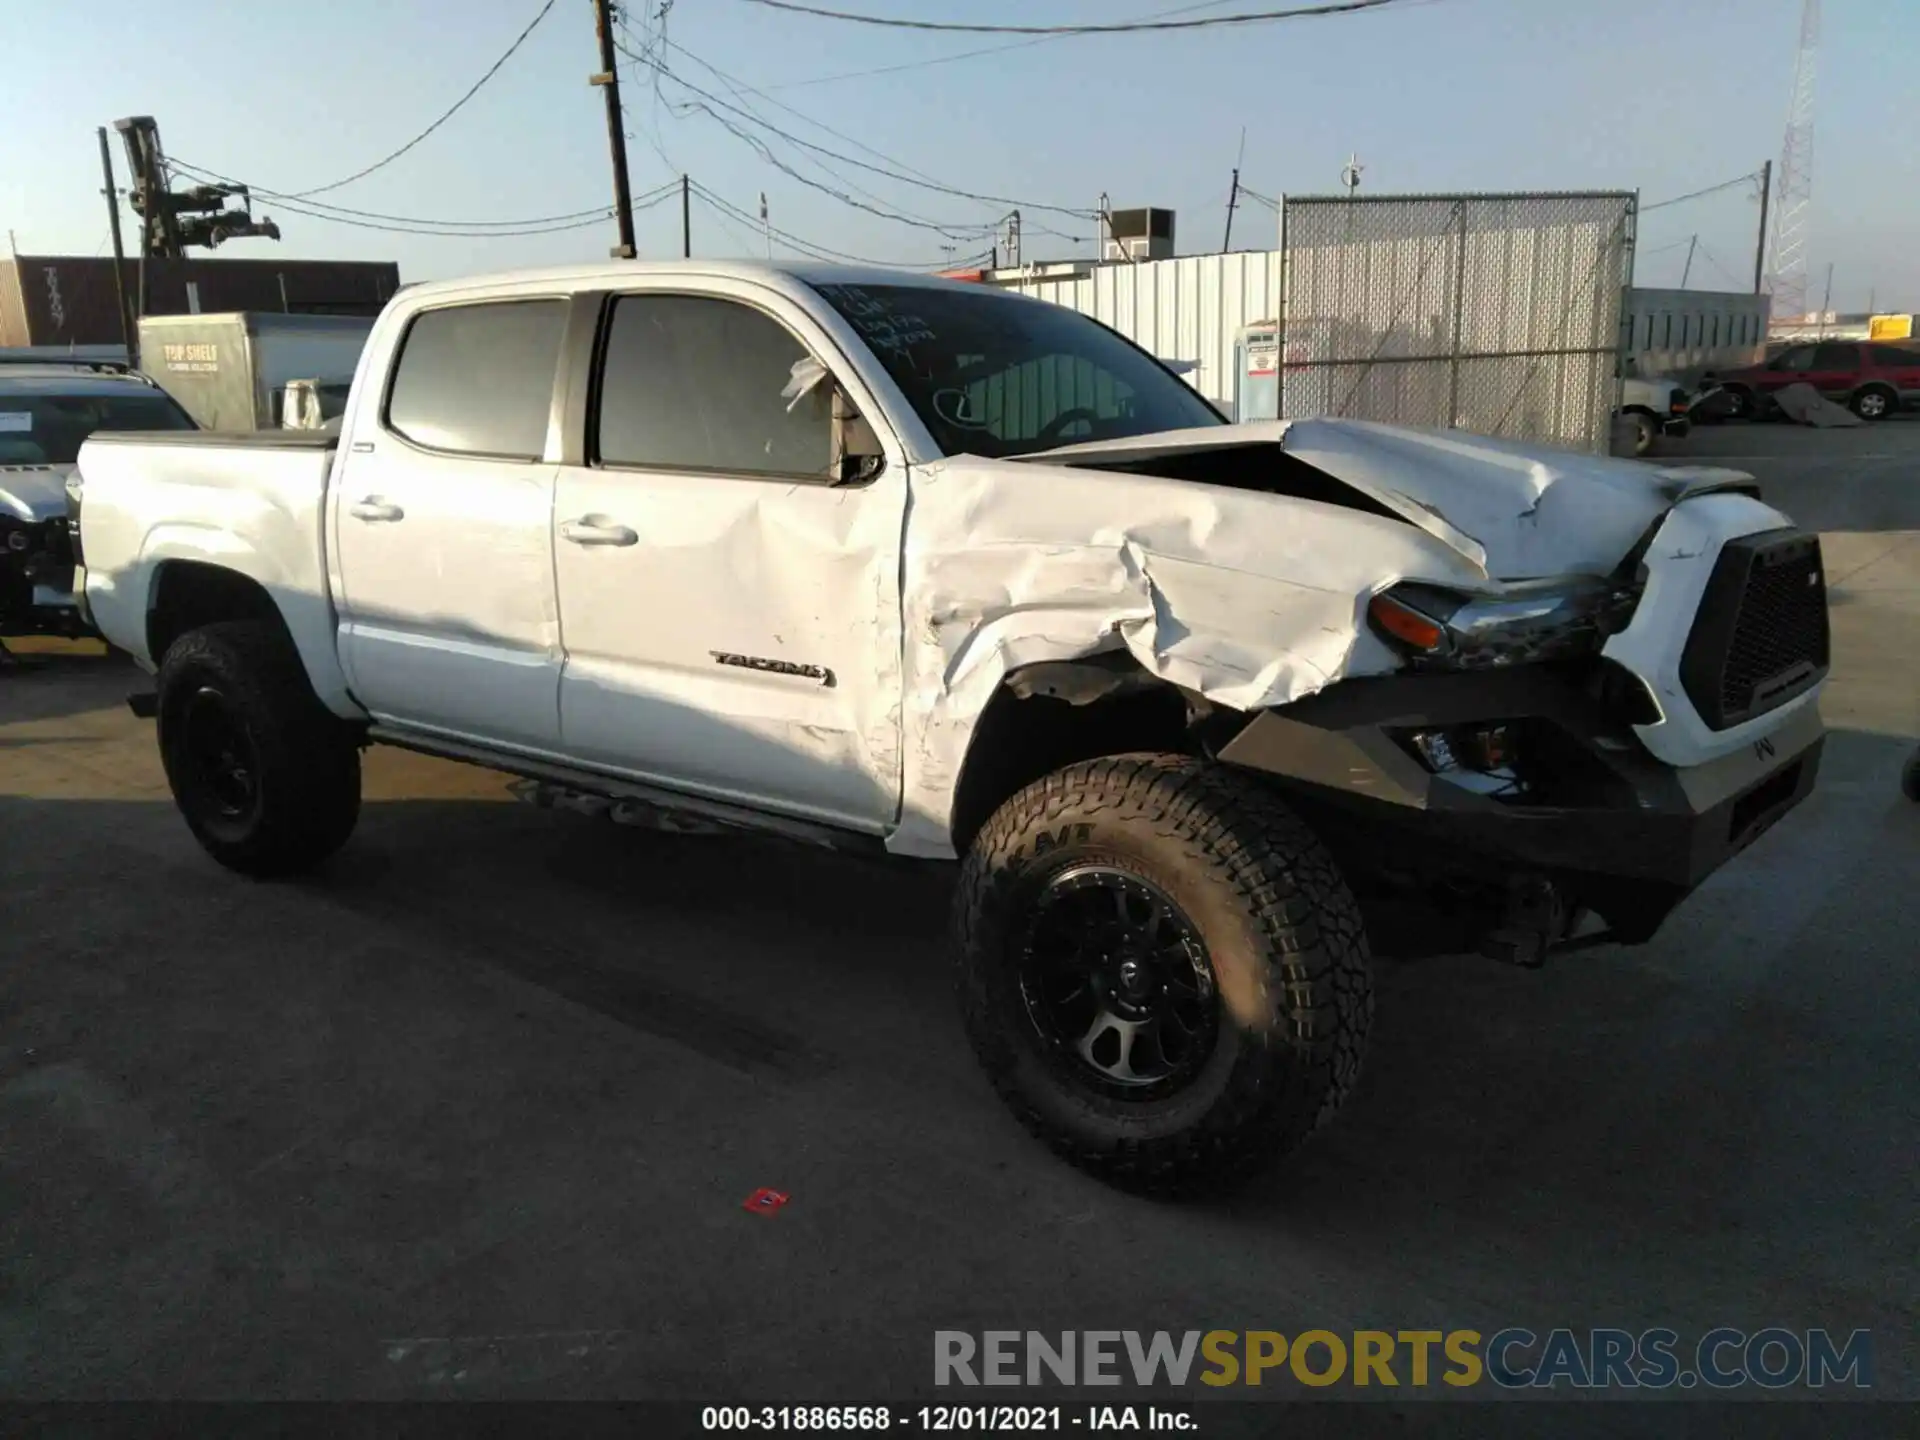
[1025,417,1760,581]
[0,463,75,523]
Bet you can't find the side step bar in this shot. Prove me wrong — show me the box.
[365,724,883,856]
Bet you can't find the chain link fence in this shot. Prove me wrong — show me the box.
[1278,192,1637,455]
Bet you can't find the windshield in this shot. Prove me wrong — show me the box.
[808,282,1223,460]
[0,389,197,465]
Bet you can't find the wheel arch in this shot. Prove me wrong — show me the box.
[946,656,1241,855]
[143,553,361,718]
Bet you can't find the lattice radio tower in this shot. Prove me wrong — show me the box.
[1767,0,1821,323]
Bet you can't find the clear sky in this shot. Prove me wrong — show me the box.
[1,0,1914,311]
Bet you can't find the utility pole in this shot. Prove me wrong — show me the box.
[590,0,637,258]
[760,192,771,259]
[1680,234,1698,289]
[681,174,691,258]
[1820,261,1833,335]
[1753,158,1772,294]
[1222,126,1247,254]
[96,126,135,366]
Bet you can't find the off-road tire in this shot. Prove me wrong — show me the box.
[156,620,361,877]
[953,754,1372,1196]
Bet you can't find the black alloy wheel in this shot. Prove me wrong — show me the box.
[173,683,263,839]
[1015,863,1219,1094]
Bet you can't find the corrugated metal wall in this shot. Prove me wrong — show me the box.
[996,251,1284,414]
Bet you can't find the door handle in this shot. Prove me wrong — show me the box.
[561,517,639,547]
[349,497,405,522]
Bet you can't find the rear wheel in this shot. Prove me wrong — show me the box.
[952,755,1372,1196]
[1851,385,1896,421]
[157,621,361,876]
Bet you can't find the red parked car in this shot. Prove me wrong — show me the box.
[1710,340,1920,421]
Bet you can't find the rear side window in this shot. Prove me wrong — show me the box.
[595,294,830,478]
[386,300,566,459]
[1872,345,1920,367]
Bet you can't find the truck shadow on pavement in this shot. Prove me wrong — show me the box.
[2,728,1915,1399]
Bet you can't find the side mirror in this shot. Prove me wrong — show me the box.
[831,386,885,486]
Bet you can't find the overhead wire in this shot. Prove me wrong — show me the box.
[690,182,989,268]
[734,0,1419,35]
[279,0,559,197]
[758,0,1248,91]
[656,37,1093,244]
[168,157,652,232]
[650,37,993,229]
[624,47,1098,221]
[167,157,680,238]
[1640,169,1766,214]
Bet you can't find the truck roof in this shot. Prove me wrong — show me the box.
[393,258,1016,306]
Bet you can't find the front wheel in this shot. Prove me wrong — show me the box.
[1723,385,1757,421]
[1902,748,1920,803]
[952,755,1373,1195]
[157,620,361,877]
[1628,412,1658,457]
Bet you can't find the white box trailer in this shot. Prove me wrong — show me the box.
[136,312,375,431]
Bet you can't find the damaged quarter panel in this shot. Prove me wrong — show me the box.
[886,455,1489,858]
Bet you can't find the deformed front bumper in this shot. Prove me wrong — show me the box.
[1217,667,1823,943]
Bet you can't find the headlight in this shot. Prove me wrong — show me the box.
[1367,577,1640,670]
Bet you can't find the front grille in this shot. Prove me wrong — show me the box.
[1679,529,1830,730]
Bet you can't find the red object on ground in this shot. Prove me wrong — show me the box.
[742,1188,790,1215]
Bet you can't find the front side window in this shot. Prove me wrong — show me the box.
[386,299,566,459]
[595,294,831,477]
[808,282,1221,460]
[0,389,195,466]
[1773,346,1817,372]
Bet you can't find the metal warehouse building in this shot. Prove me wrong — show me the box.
[0,255,401,348]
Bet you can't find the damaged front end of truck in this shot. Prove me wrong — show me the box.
[906,417,1831,965]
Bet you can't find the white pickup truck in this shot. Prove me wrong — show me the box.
[71,261,1831,1194]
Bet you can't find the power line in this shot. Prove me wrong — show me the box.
[285,0,558,197]
[252,186,678,239]
[1640,169,1765,214]
[168,157,660,231]
[626,45,1000,240]
[690,182,988,268]
[761,0,1247,90]
[735,0,1418,35]
[628,49,1098,220]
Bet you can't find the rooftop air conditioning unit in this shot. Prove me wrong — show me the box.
[1103,207,1175,262]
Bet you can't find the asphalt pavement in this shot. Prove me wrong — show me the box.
[2,418,1915,1419]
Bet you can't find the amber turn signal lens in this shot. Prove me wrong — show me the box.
[1369,594,1446,652]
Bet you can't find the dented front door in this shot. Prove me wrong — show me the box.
[551,285,906,831]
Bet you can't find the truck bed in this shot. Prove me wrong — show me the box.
[75,428,344,696]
